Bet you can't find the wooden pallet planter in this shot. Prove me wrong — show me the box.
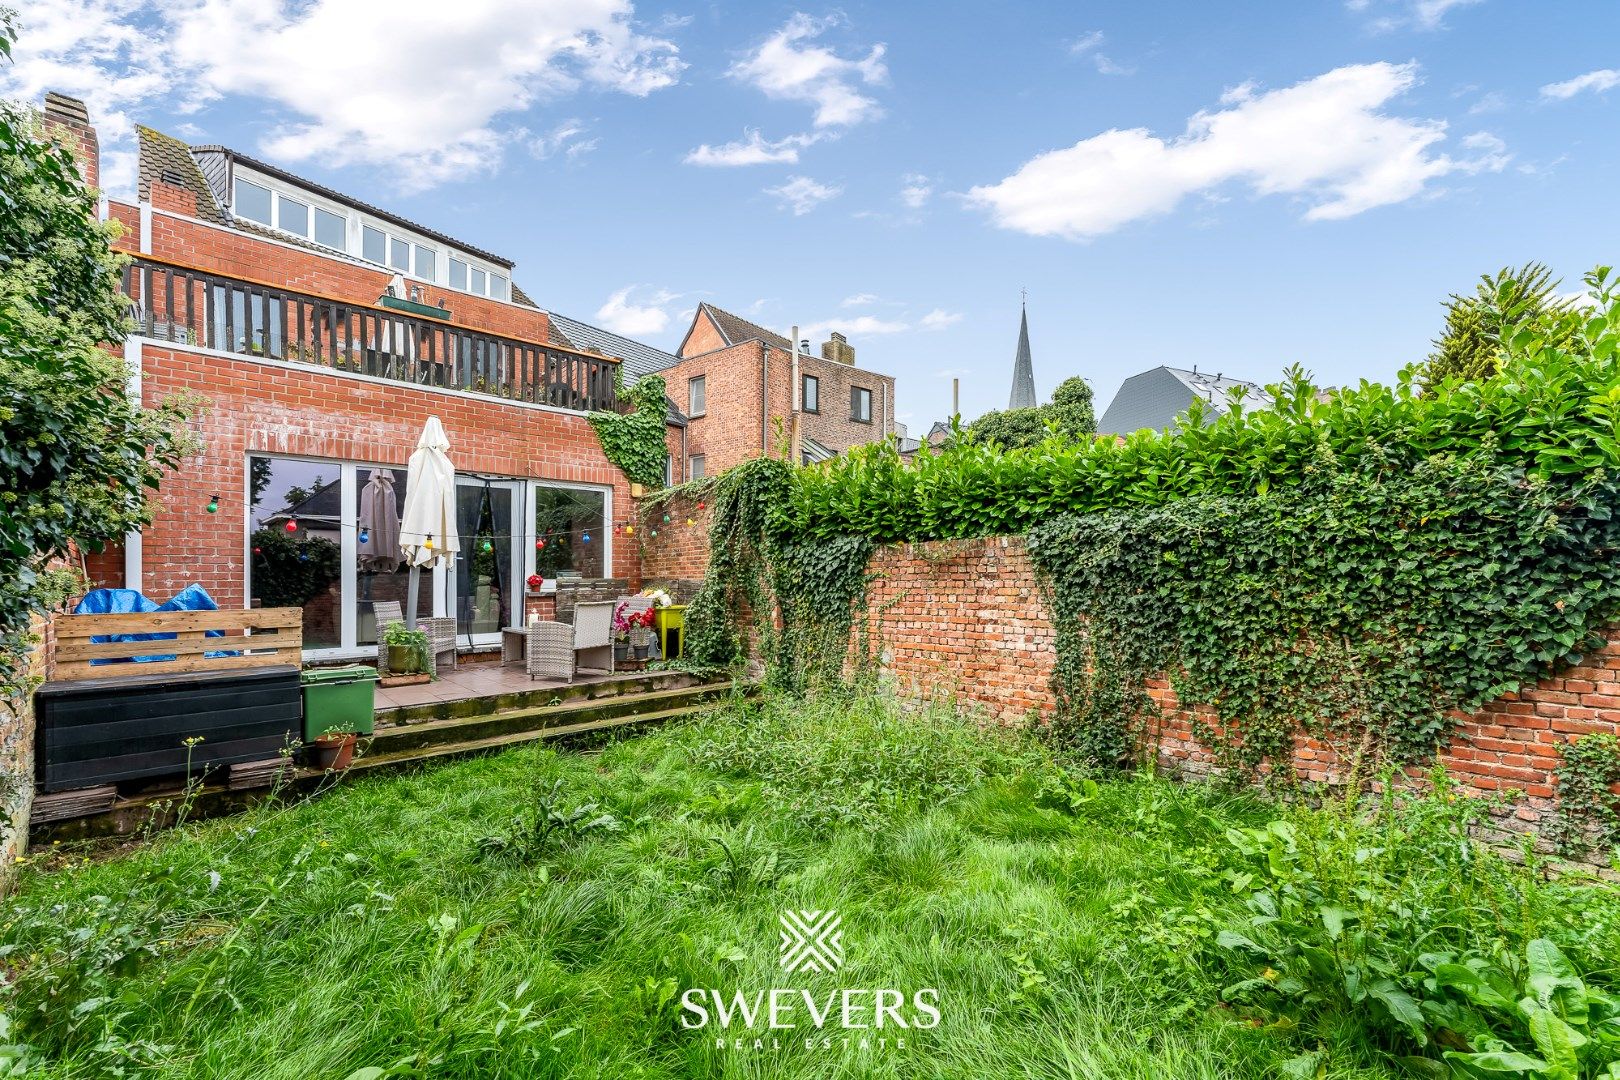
[49,607,302,681]
[36,608,305,793]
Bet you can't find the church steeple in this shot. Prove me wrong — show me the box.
[1009,296,1037,410]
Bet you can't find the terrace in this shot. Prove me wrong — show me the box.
[120,255,620,413]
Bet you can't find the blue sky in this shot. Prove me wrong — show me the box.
[6,0,1617,430]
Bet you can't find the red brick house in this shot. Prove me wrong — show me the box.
[666,303,898,477]
[42,93,653,661]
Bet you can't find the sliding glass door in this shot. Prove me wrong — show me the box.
[452,477,521,647]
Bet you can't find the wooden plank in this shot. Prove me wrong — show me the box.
[52,650,303,682]
[53,630,296,662]
[56,607,301,638]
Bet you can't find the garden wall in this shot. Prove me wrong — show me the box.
[636,490,710,595]
[860,536,1620,838]
[0,620,44,890]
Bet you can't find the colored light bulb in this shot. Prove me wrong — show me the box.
[206,495,219,514]
[626,525,634,536]
[285,519,298,532]
[697,501,704,511]
[582,532,591,543]
[650,529,657,537]
[537,538,546,549]
[662,513,670,523]
[425,535,434,550]
[481,540,493,553]
[252,546,261,555]
[358,528,370,544]
[687,518,695,526]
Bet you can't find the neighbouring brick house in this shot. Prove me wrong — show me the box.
[665,303,898,476]
[41,93,671,661]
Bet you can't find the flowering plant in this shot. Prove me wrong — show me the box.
[640,587,674,609]
[612,601,656,641]
[526,573,543,591]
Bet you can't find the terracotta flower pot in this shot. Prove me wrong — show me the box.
[310,732,358,771]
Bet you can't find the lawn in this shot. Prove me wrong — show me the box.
[5,692,1619,1079]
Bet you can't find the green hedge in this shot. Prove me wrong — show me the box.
[779,269,1620,545]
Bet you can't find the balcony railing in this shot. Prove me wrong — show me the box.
[121,258,618,412]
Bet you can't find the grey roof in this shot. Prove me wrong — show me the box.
[1009,304,1037,410]
[189,144,514,268]
[693,302,792,352]
[546,311,681,382]
[137,127,228,225]
[897,437,923,454]
[1097,366,1271,436]
[801,436,835,464]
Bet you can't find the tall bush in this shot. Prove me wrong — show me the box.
[0,26,190,697]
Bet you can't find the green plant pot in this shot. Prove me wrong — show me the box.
[387,644,415,673]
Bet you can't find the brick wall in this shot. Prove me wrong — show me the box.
[662,338,898,477]
[636,491,711,590]
[857,535,1620,838]
[113,341,635,614]
[0,622,44,889]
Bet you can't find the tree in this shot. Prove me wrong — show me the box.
[965,375,1097,450]
[1421,263,1568,392]
[0,14,191,695]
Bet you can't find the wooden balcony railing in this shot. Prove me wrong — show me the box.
[121,258,618,412]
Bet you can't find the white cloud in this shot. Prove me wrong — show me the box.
[1347,0,1483,31]
[0,0,685,196]
[966,62,1507,241]
[1066,30,1132,76]
[919,308,964,330]
[1541,70,1620,101]
[729,13,887,129]
[684,129,822,166]
[766,174,842,215]
[594,284,679,336]
[800,314,909,340]
[529,118,598,162]
[899,173,933,209]
[842,293,882,307]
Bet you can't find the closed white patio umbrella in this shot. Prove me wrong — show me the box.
[398,417,458,630]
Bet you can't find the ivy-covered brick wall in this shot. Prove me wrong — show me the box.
[859,535,1620,839]
[636,490,711,589]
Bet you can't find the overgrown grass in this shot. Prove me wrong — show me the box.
[4,693,1617,1078]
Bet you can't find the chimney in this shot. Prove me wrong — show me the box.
[820,331,855,365]
[42,93,99,191]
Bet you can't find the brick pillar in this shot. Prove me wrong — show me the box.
[43,92,99,191]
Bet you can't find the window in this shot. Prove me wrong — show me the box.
[689,455,706,481]
[533,485,608,581]
[490,273,507,300]
[388,237,410,272]
[362,225,387,264]
[449,258,469,290]
[851,385,872,423]
[414,244,437,282]
[235,179,272,225]
[665,453,674,487]
[314,207,346,249]
[802,374,819,413]
[688,375,706,416]
[278,196,309,237]
[248,456,344,650]
[471,267,487,295]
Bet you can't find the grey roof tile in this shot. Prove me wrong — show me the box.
[546,311,681,383]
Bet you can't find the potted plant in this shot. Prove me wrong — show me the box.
[309,731,358,771]
[381,621,429,675]
[629,607,655,660]
[612,602,638,662]
[526,572,543,592]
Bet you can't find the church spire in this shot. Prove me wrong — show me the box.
[1008,295,1037,410]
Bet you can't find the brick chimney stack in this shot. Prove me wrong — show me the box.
[42,92,100,190]
[820,331,855,365]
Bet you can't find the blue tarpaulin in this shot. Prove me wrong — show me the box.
[73,584,236,664]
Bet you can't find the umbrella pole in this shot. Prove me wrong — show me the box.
[406,566,420,631]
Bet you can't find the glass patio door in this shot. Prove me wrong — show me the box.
[451,477,521,646]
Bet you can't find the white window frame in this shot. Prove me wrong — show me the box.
[688,375,706,417]
[524,479,614,588]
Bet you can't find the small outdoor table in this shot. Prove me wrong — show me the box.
[501,626,530,667]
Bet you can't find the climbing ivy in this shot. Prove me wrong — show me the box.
[588,375,667,488]
[680,457,873,691]
[1551,733,1620,858]
[1027,451,1620,776]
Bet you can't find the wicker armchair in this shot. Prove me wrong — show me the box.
[526,600,614,681]
[373,601,456,676]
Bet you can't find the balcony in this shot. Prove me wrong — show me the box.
[121,257,618,412]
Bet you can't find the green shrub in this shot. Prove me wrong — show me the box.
[1209,775,1620,1077]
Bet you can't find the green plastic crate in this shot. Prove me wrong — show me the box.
[300,665,378,741]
